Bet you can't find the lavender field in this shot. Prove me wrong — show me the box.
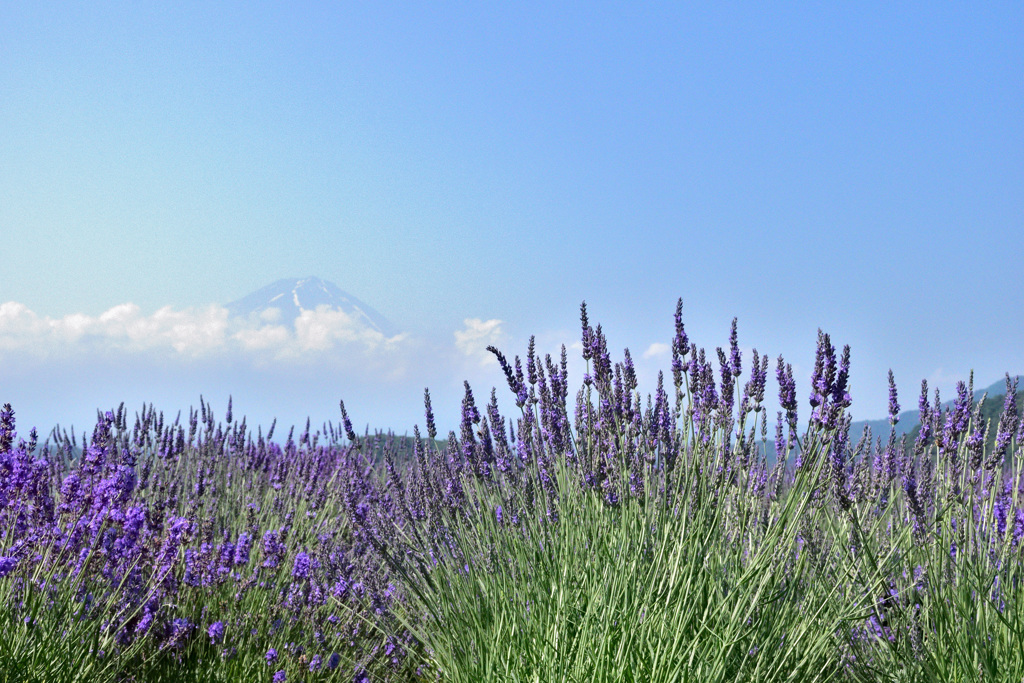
[2,300,1023,682]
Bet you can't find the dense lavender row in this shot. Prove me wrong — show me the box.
[2,300,1023,681]
[0,393,427,682]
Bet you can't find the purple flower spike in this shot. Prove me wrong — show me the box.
[233,532,252,566]
[941,381,971,456]
[339,401,356,442]
[0,556,18,579]
[580,301,593,361]
[833,345,851,410]
[728,318,742,377]
[887,370,900,426]
[292,551,311,580]
[207,621,225,643]
[424,388,437,440]
[262,530,285,569]
[915,380,932,449]
[775,412,786,463]
[0,403,15,452]
[266,647,278,664]
[742,350,768,412]
[672,298,689,357]
[487,345,528,408]
[829,415,852,511]
[776,357,798,426]
[526,336,538,386]
[994,374,1019,461]
[272,670,286,683]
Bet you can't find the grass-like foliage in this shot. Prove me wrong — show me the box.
[1,300,1023,682]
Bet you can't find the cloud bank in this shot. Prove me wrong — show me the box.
[453,318,505,366]
[0,301,408,363]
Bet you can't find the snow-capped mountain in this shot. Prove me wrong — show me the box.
[225,277,397,337]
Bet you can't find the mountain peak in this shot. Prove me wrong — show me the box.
[225,277,396,336]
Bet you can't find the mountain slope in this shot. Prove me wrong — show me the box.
[847,375,1023,445]
[225,277,397,337]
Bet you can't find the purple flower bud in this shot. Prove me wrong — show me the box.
[266,648,278,664]
[273,671,286,683]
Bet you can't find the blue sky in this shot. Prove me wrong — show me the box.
[2,2,1022,438]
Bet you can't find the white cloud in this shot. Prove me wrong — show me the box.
[233,324,291,352]
[0,301,408,363]
[0,303,46,347]
[643,342,671,359]
[259,307,283,324]
[454,318,504,366]
[292,305,404,353]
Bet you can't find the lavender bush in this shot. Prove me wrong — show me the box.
[1,300,1022,682]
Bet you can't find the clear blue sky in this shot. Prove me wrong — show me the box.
[2,2,1022,437]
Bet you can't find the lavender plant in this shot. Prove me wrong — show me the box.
[1,300,1022,682]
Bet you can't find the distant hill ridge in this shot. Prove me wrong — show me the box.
[847,374,1023,445]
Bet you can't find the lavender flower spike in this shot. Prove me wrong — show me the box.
[580,301,593,361]
[339,400,356,442]
[424,388,437,440]
[776,356,798,427]
[487,345,528,407]
[887,370,900,426]
[994,374,1019,460]
[207,621,225,643]
[0,403,14,452]
[0,557,18,579]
